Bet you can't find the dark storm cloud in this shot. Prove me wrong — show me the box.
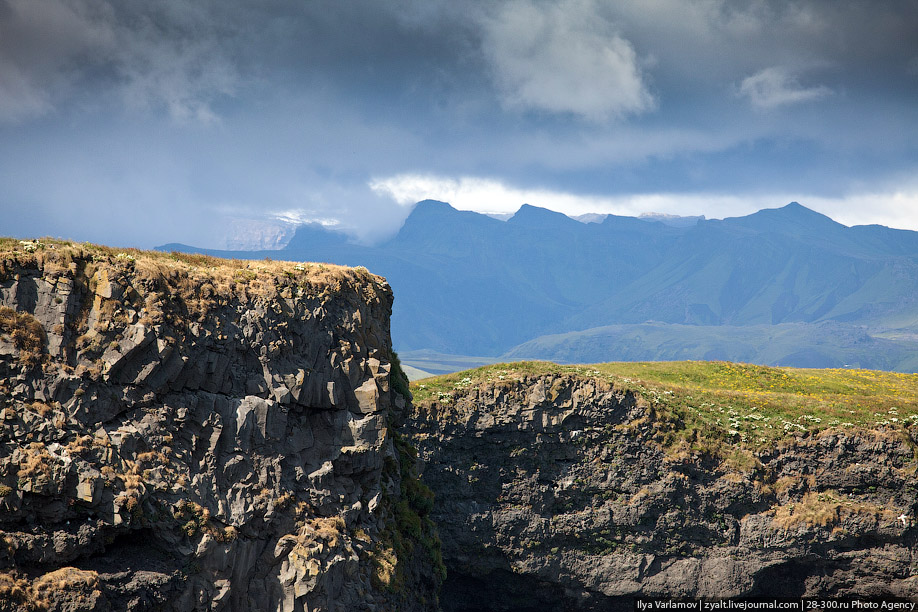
[0,0,241,122]
[1,0,917,246]
[4,0,917,122]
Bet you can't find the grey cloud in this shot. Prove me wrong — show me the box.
[0,0,113,122]
[738,66,832,109]
[112,21,237,122]
[6,1,916,124]
[603,1,918,96]
[0,58,53,122]
[0,0,238,123]
[479,0,654,121]
[2,0,918,249]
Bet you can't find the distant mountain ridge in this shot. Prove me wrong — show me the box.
[158,200,918,372]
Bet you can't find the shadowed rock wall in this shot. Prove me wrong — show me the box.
[0,243,441,611]
[406,373,918,610]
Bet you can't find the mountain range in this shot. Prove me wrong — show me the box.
[159,200,918,373]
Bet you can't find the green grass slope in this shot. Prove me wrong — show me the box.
[412,360,918,462]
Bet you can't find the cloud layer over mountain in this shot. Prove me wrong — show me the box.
[2,0,917,246]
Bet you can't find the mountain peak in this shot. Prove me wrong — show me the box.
[410,199,457,215]
[765,202,830,220]
[507,203,578,228]
[725,202,845,236]
[390,199,503,248]
[778,201,824,218]
[394,200,462,235]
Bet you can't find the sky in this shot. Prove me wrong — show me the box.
[1,0,917,248]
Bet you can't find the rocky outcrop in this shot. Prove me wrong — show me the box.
[406,371,918,610]
[0,241,442,611]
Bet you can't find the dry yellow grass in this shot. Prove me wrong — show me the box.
[372,542,398,588]
[0,572,29,607]
[312,516,346,547]
[16,443,54,480]
[32,567,99,594]
[1,238,379,292]
[0,237,388,329]
[0,307,45,367]
[770,490,889,531]
[29,402,53,417]
[64,435,93,456]
[0,567,100,611]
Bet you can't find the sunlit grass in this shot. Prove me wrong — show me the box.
[411,360,918,453]
[0,237,369,282]
[0,237,382,314]
[1,236,388,336]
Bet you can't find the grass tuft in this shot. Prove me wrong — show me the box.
[0,307,46,368]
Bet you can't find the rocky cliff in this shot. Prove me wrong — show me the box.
[406,365,918,610]
[0,240,442,611]
[6,238,918,611]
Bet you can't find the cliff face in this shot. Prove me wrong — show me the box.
[406,369,918,610]
[0,241,441,611]
[7,239,918,612]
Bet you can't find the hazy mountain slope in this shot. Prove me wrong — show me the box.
[157,200,918,371]
[503,321,918,372]
[375,201,688,353]
[562,206,918,333]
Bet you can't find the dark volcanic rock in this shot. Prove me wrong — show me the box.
[405,372,918,609]
[0,243,441,611]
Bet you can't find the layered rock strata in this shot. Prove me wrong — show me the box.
[0,242,441,611]
[406,372,918,610]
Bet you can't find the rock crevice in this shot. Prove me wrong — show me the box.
[0,243,440,612]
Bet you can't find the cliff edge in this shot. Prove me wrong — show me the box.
[406,363,918,610]
[0,239,442,611]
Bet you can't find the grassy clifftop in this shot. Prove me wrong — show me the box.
[0,237,393,384]
[0,238,381,303]
[412,360,918,457]
[406,364,918,602]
